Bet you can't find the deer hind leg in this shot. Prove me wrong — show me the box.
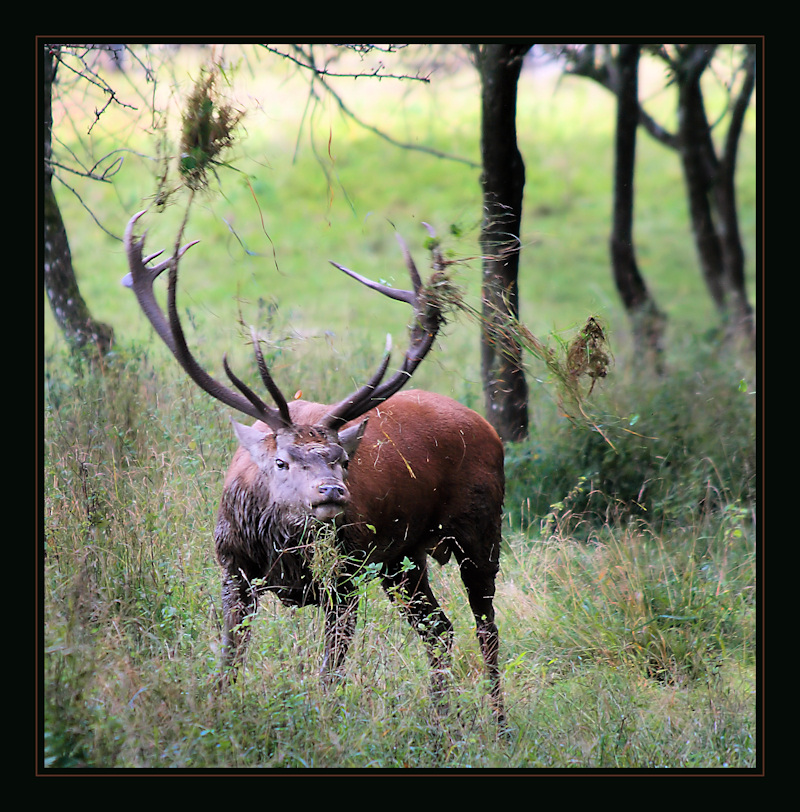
[458,557,505,728]
[381,556,454,705]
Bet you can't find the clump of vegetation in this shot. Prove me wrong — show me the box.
[516,315,611,419]
[417,268,464,326]
[152,63,243,211]
[504,334,755,531]
[304,522,345,597]
[565,316,611,395]
[178,66,243,191]
[464,290,613,439]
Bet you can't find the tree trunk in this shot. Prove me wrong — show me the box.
[474,44,531,443]
[43,44,114,354]
[676,46,727,312]
[609,44,666,369]
[712,47,756,342]
[675,44,754,343]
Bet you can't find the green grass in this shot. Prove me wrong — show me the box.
[42,45,758,771]
[42,349,757,769]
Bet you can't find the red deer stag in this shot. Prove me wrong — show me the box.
[123,210,506,725]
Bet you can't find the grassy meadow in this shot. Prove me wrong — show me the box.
[42,45,758,772]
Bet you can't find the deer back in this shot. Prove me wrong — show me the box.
[287,389,505,565]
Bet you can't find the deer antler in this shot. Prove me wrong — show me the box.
[123,210,292,431]
[123,211,444,433]
[322,230,445,429]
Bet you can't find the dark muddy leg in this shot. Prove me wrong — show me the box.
[218,568,259,683]
[459,559,506,729]
[382,556,454,707]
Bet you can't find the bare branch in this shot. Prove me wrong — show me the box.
[51,45,139,134]
[263,44,480,170]
[262,43,432,83]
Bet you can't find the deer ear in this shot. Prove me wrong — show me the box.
[338,418,368,455]
[232,420,274,466]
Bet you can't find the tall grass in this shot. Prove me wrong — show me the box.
[42,336,757,770]
[42,45,758,771]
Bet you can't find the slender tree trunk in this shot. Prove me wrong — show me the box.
[713,48,756,342]
[675,44,754,343]
[473,44,531,442]
[609,44,666,368]
[43,44,114,354]
[676,47,727,311]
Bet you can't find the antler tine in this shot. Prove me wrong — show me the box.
[220,352,287,425]
[364,222,443,401]
[395,230,424,295]
[250,329,292,426]
[368,306,441,406]
[122,211,291,432]
[123,212,199,287]
[322,335,393,430]
[123,211,188,355]
[328,228,425,305]
[322,230,445,429]
[329,261,416,305]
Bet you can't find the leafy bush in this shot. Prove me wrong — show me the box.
[504,333,756,532]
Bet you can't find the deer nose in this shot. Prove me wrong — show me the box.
[318,482,347,502]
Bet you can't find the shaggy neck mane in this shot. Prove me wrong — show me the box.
[215,477,324,607]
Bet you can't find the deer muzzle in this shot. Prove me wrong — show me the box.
[312,480,349,521]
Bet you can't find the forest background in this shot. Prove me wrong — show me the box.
[41,42,759,771]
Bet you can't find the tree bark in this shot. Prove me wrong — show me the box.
[673,44,755,342]
[675,46,727,311]
[43,44,114,354]
[713,47,756,341]
[473,44,531,442]
[609,44,666,368]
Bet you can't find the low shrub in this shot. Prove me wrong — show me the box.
[505,333,756,532]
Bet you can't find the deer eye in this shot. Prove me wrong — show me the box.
[275,458,289,470]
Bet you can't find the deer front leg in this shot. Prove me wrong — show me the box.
[320,591,359,684]
[218,568,259,683]
[382,557,454,707]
